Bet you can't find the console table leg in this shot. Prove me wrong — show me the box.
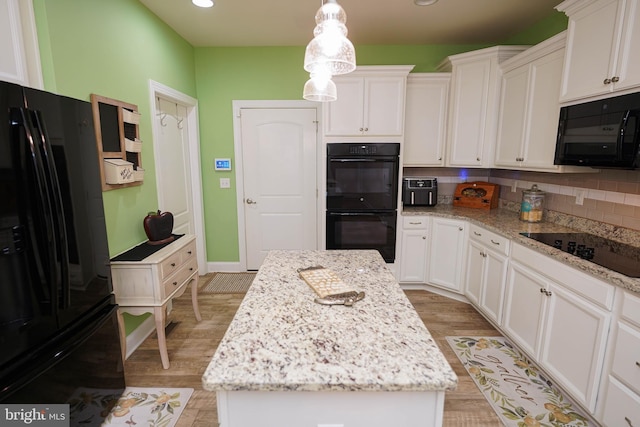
[154,306,170,369]
[191,277,202,321]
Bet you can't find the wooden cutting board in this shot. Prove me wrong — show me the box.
[453,181,499,210]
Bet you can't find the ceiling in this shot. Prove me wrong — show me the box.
[138,0,564,47]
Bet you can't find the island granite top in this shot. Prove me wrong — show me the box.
[202,249,458,393]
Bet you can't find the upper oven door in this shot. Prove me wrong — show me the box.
[327,155,399,211]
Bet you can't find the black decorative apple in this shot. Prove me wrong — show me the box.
[143,210,174,245]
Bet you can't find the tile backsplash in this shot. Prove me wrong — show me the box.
[404,167,640,232]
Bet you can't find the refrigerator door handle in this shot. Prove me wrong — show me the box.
[32,110,71,309]
[10,107,58,307]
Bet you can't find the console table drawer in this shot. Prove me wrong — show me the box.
[160,251,182,279]
[163,257,198,299]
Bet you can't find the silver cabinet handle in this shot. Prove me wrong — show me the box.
[246,198,257,204]
[473,231,482,236]
[604,78,612,84]
[458,227,463,231]
[612,76,620,83]
[409,221,423,225]
[476,157,481,161]
[422,236,426,240]
[625,416,633,427]
[491,239,500,246]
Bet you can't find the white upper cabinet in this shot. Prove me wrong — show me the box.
[403,73,450,166]
[437,46,527,168]
[495,33,572,172]
[323,65,414,137]
[0,0,42,88]
[557,0,640,102]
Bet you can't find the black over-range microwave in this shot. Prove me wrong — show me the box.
[554,91,640,168]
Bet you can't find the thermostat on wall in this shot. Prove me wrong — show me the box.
[215,158,231,171]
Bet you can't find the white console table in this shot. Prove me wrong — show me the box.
[111,234,201,369]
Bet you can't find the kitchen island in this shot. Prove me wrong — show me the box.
[202,249,457,427]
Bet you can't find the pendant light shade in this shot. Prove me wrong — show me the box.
[303,73,337,102]
[302,0,356,101]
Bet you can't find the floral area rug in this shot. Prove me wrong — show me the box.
[68,387,193,427]
[446,336,593,427]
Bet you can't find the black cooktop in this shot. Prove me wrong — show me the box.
[520,232,640,278]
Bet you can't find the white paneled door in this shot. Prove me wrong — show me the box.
[240,108,318,270]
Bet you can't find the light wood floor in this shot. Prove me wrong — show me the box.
[124,276,502,427]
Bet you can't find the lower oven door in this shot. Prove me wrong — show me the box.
[326,211,397,263]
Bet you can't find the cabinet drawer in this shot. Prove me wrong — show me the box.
[602,376,640,427]
[621,291,640,328]
[160,251,182,279]
[511,243,615,310]
[163,257,198,299]
[403,216,428,229]
[611,322,640,395]
[180,240,197,264]
[468,224,509,255]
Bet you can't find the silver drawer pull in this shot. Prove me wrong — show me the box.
[187,250,192,255]
[625,416,633,427]
[409,221,423,225]
[473,231,481,236]
[490,239,500,245]
[173,281,178,286]
[171,262,176,267]
[636,361,640,368]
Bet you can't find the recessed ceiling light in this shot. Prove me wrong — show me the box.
[192,0,214,8]
[414,0,438,5]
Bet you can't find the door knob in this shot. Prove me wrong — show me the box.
[246,198,257,204]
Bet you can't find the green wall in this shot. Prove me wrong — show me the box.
[33,0,197,257]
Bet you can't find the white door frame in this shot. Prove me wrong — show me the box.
[148,80,207,275]
[232,100,323,271]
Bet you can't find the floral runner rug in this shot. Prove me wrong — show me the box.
[446,336,593,427]
[69,387,193,427]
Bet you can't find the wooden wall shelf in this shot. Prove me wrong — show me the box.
[91,94,144,191]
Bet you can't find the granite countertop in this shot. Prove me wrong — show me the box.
[202,250,458,393]
[403,205,640,294]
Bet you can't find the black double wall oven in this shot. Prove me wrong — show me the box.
[326,143,400,263]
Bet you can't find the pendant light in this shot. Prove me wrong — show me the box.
[303,0,356,101]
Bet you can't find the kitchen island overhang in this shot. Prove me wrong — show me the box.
[203,250,457,427]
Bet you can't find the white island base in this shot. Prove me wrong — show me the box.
[217,390,445,427]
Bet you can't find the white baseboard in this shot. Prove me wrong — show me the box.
[207,261,244,273]
[125,315,156,359]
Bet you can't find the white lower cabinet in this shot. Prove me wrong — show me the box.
[427,217,467,293]
[398,216,429,283]
[503,243,613,412]
[464,224,509,326]
[600,290,640,427]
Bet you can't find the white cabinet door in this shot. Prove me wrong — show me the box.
[480,248,508,325]
[464,239,484,306]
[502,261,547,357]
[558,0,640,101]
[427,218,466,293]
[445,58,493,167]
[540,282,611,412]
[364,76,406,136]
[495,64,529,168]
[398,230,428,283]
[403,74,450,166]
[520,48,564,170]
[324,77,365,136]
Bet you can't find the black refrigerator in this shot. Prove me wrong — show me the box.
[0,81,125,422]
